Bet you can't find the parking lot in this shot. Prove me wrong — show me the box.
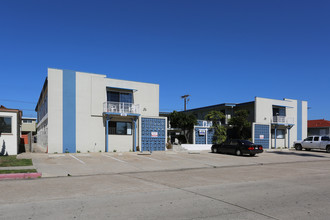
[18,149,330,178]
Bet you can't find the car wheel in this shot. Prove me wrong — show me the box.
[295,144,302,151]
[326,146,330,153]
[250,153,256,156]
[235,149,242,156]
[212,147,217,153]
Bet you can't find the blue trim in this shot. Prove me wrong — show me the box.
[134,119,137,152]
[274,126,277,149]
[103,112,141,117]
[106,86,137,92]
[106,116,109,152]
[272,104,294,108]
[297,100,302,140]
[63,70,76,153]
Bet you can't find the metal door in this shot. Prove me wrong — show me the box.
[141,118,166,152]
[254,124,270,149]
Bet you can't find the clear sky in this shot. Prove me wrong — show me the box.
[0,0,329,119]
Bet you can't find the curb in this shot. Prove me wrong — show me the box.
[0,173,42,180]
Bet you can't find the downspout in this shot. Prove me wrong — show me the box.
[106,115,109,152]
[134,118,137,152]
[288,127,290,149]
[274,125,277,149]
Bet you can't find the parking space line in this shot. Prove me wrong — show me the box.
[70,155,86,164]
[137,155,160,161]
[167,154,216,167]
[103,154,127,163]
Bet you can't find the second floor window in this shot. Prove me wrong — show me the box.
[107,91,133,103]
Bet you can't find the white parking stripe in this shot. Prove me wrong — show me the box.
[70,155,86,164]
[103,154,127,163]
[139,156,160,161]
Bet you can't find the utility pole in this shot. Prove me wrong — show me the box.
[181,95,190,111]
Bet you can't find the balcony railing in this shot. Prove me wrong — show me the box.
[272,116,294,124]
[103,102,140,115]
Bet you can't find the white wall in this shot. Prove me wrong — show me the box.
[302,100,308,140]
[0,112,18,155]
[255,97,308,148]
[36,119,48,150]
[47,68,63,153]
[105,78,159,117]
[76,71,106,153]
[108,135,133,152]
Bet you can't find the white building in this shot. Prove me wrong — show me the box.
[184,97,308,149]
[0,105,22,155]
[252,97,308,149]
[35,68,166,153]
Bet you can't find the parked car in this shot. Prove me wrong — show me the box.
[294,136,330,152]
[211,140,263,156]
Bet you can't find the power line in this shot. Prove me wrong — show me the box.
[0,99,36,104]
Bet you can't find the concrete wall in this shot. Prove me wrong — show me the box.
[47,68,63,153]
[108,135,133,152]
[0,112,19,155]
[36,120,48,150]
[76,71,106,153]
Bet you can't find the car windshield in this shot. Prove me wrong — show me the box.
[240,140,253,145]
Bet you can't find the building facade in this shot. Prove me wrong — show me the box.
[21,117,37,152]
[0,105,22,155]
[35,68,166,153]
[308,119,330,137]
[183,97,308,149]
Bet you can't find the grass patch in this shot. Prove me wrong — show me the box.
[0,169,37,174]
[0,156,33,167]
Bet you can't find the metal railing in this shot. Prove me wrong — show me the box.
[103,101,140,114]
[272,116,294,124]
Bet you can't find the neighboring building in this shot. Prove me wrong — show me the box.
[308,119,330,136]
[21,117,37,152]
[35,68,166,153]
[183,97,308,149]
[0,105,22,155]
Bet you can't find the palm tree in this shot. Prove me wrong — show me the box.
[205,111,227,144]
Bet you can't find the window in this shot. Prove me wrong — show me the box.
[0,117,12,133]
[313,136,319,141]
[109,121,132,135]
[240,140,253,145]
[23,119,33,123]
[107,91,133,103]
[305,137,313,141]
[321,136,330,141]
[271,129,285,139]
[273,107,286,116]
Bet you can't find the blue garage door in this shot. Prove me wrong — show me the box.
[254,124,270,149]
[141,118,166,152]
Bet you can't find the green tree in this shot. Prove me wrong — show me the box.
[228,109,251,139]
[169,111,197,144]
[205,111,227,144]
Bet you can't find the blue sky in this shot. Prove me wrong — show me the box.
[0,0,329,119]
